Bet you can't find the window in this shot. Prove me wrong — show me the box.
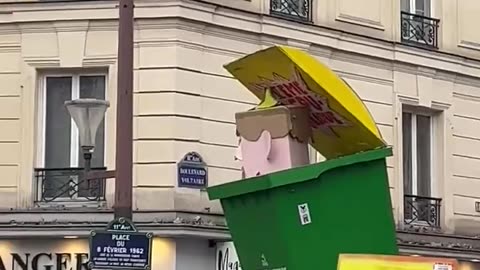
[402,110,441,227]
[401,0,431,17]
[402,111,432,197]
[400,0,439,48]
[270,0,311,21]
[36,73,107,202]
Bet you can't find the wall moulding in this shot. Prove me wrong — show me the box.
[3,0,480,82]
[82,56,117,67]
[337,70,393,86]
[452,92,480,102]
[53,21,89,33]
[23,57,60,68]
[458,40,480,52]
[87,20,119,32]
[0,45,20,53]
[334,0,385,30]
[431,100,452,111]
[0,25,20,35]
[331,48,394,75]
[17,22,56,34]
[335,13,385,31]
[451,74,480,92]
[396,94,420,107]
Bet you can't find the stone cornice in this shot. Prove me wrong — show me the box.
[1,0,480,84]
[23,57,60,67]
[0,210,229,239]
[53,20,89,32]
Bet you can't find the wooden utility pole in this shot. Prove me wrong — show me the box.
[114,0,134,220]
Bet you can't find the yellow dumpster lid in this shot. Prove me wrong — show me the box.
[224,46,386,159]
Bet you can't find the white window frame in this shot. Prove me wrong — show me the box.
[406,0,433,17]
[37,72,108,169]
[402,109,437,227]
[35,72,108,204]
[402,110,435,197]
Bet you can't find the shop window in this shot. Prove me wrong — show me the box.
[35,73,107,203]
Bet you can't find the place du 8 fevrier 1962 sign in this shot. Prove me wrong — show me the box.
[177,152,208,189]
[89,217,152,270]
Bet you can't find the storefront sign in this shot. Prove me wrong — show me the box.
[89,218,152,270]
[0,238,89,270]
[216,242,241,270]
[0,252,88,270]
[177,152,208,189]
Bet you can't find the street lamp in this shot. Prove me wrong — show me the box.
[65,98,110,172]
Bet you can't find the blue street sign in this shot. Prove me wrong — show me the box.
[177,152,208,189]
[89,218,152,270]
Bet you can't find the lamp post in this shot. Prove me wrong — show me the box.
[65,98,110,174]
[66,0,135,220]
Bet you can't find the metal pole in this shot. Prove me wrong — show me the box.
[83,150,92,173]
[114,0,134,220]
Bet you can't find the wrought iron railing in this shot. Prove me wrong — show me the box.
[34,167,107,203]
[270,0,312,22]
[404,194,441,228]
[401,12,440,48]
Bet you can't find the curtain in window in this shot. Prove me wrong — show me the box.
[402,112,413,195]
[401,0,431,16]
[78,76,106,198]
[416,115,431,197]
[44,77,73,198]
[415,0,431,16]
[402,112,413,220]
[78,75,106,169]
[401,0,410,12]
[45,77,73,168]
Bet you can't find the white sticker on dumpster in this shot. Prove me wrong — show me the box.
[434,263,453,270]
[297,203,311,225]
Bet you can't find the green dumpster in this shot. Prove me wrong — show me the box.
[207,148,398,270]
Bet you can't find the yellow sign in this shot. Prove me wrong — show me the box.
[224,46,386,159]
[338,254,458,270]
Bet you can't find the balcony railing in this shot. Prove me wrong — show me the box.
[404,194,441,228]
[401,12,440,48]
[270,0,312,22]
[34,167,107,204]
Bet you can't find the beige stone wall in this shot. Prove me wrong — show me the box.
[1,0,480,235]
[2,0,480,59]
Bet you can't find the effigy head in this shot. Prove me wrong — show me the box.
[234,100,311,178]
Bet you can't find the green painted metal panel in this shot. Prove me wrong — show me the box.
[208,148,398,270]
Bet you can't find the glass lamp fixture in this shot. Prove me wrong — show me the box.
[65,98,110,171]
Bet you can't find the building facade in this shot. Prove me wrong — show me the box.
[1,0,480,269]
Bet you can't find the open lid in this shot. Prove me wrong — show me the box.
[224,46,386,159]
